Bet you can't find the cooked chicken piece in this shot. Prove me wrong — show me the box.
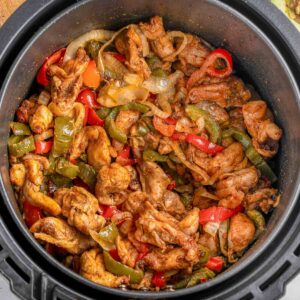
[95,163,131,205]
[190,142,244,176]
[54,187,105,235]
[158,137,173,155]
[131,271,153,290]
[228,213,255,254]
[242,100,282,157]
[115,110,140,135]
[112,211,133,235]
[179,208,200,235]
[10,163,26,187]
[80,249,128,287]
[69,126,111,170]
[138,162,171,204]
[163,190,186,218]
[216,167,259,209]
[144,132,161,150]
[126,166,141,191]
[144,248,192,272]
[29,105,53,134]
[22,156,61,216]
[30,217,95,254]
[196,100,229,125]
[187,77,251,108]
[135,202,199,262]
[245,188,279,213]
[229,108,246,132]
[123,191,148,215]
[116,235,138,268]
[177,34,210,75]
[129,135,145,158]
[115,25,150,78]
[16,99,37,124]
[139,16,175,60]
[198,233,219,257]
[49,48,89,115]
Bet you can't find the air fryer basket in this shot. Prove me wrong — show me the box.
[0,0,300,299]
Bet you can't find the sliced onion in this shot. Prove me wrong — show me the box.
[38,91,51,106]
[97,26,129,77]
[175,117,194,133]
[196,186,219,200]
[157,94,172,116]
[164,31,188,62]
[219,219,229,256]
[64,29,114,63]
[196,116,205,132]
[203,221,220,237]
[142,76,170,94]
[143,101,171,119]
[123,73,143,86]
[134,25,150,57]
[170,141,210,182]
[103,52,129,79]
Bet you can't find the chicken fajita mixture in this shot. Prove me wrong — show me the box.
[8,16,282,290]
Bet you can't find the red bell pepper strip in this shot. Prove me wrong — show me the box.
[171,131,188,141]
[118,144,130,159]
[34,140,53,154]
[87,108,105,126]
[112,53,126,62]
[116,145,137,166]
[204,256,224,272]
[153,116,176,137]
[136,243,150,262]
[186,48,233,90]
[164,117,177,125]
[77,89,100,109]
[23,201,43,228]
[186,134,223,155]
[151,272,166,288]
[199,206,240,225]
[167,180,177,191]
[37,48,66,86]
[99,205,118,219]
[109,249,121,261]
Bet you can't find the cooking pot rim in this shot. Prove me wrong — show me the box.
[0,0,300,298]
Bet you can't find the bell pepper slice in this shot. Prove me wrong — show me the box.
[103,251,143,284]
[222,128,252,149]
[10,122,31,136]
[186,134,223,155]
[105,108,127,144]
[204,256,224,272]
[206,48,233,78]
[246,209,266,239]
[118,144,130,159]
[151,272,166,288]
[120,102,150,113]
[52,117,74,157]
[49,173,73,188]
[167,180,177,191]
[23,201,44,228]
[219,219,229,256]
[77,89,100,109]
[37,48,66,86]
[96,107,112,120]
[90,223,119,251]
[186,105,221,144]
[111,53,126,62]
[136,243,150,262]
[78,162,97,189]
[153,116,176,137]
[143,149,168,162]
[109,248,121,261]
[82,60,101,89]
[87,108,105,126]
[55,158,79,179]
[99,205,118,219]
[171,131,188,141]
[35,140,53,154]
[199,206,239,225]
[8,135,35,157]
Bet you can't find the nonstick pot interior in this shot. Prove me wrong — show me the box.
[0,0,300,299]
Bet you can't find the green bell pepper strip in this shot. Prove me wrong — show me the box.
[96,107,112,120]
[8,135,35,157]
[78,162,97,189]
[180,193,193,208]
[90,223,119,251]
[105,108,127,144]
[162,163,185,186]
[10,122,31,136]
[120,102,150,113]
[246,209,266,239]
[143,149,168,162]
[136,121,150,136]
[103,251,144,284]
[152,68,167,78]
[245,146,277,183]
[146,55,162,71]
[219,219,229,256]
[55,158,79,179]
[49,173,73,187]
[185,105,221,144]
[52,117,75,157]
[85,40,102,61]
[222,128,252,148]
[79,153,88,163]
[193,245,210,270]
[175,268,215,289]
[223,128,277,183]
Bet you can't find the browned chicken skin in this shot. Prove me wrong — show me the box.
[243,101,282,157]
[54,187,105,235]
[116,235,138,268]
[30,217,95,255]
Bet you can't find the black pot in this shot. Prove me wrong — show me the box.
[0,0,300,299]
